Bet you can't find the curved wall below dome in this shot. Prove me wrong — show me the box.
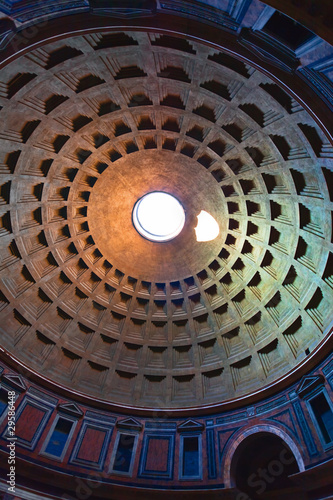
[0,353,333,499]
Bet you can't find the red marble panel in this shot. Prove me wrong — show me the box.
[16,404,45,442]
[218,428,236,454]
[145,437,169,472]
[77,427,106,463]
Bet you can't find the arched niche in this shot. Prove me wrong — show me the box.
[223,425,305,498]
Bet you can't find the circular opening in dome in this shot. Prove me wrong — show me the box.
[133,192,185,242]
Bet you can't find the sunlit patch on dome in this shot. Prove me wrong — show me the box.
[195,210,220,242]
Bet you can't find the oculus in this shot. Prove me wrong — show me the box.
[133,191,185,242]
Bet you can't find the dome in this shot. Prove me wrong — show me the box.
[0,28,332,411]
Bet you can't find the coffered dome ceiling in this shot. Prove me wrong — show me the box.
[0,30,332,409]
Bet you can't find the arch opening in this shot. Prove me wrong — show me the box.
[230,432,300,499]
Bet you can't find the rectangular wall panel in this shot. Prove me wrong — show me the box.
[70,419,113,470]
[145,437,169,472]
[16,404,45,442]
[139,433,175,479]
[1,395,55,450]
[77,427,107,463]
